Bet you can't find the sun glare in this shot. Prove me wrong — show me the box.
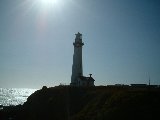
[40,0,55,4]
[40,0,58,6]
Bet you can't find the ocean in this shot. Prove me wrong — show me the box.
[0,88,37,106]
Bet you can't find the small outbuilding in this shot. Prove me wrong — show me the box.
[77,74,95,87]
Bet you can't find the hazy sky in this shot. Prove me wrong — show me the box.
[0,0,160,88]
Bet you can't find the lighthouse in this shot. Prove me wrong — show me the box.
[71,32,95,86]
[71,32,84,86]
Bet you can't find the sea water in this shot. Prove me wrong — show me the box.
[0,88,37,106]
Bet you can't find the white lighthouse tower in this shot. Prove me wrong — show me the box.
[71,32,84,86]
[71,32,95,86]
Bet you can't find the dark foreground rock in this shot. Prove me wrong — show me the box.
[0,86,160,120]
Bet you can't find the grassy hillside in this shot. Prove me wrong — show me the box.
[23,86,160,120]
[1,86,160,120]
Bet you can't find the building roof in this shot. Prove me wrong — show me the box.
[78,76,95,81]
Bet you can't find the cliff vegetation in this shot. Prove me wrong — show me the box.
[1,86,160,120]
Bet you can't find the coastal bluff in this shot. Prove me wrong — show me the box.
[1,86,160,120]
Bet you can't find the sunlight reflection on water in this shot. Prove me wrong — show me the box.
[0,88,37,106]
